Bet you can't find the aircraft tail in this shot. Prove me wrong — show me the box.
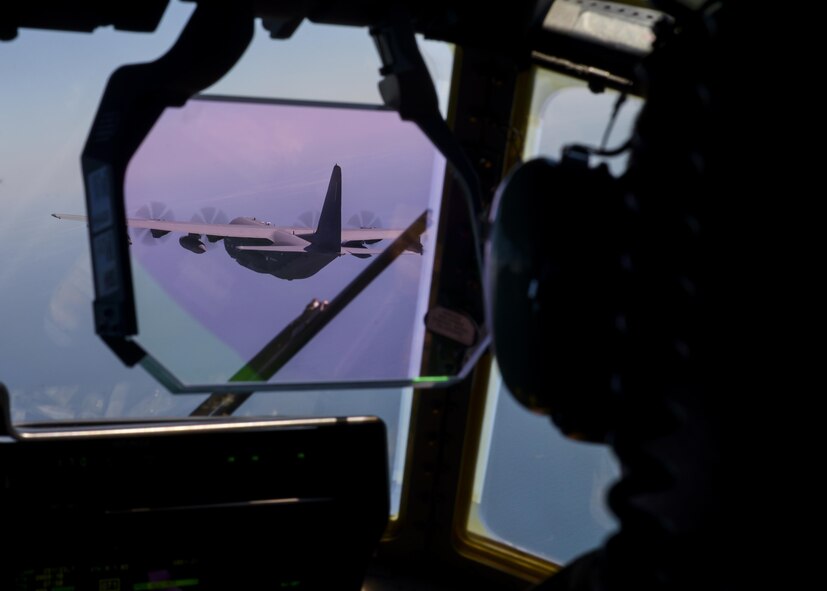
[311,164,342,252]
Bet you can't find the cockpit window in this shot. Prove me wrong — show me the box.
[1,3,199,423]
[468,363,618,564]
[122,96,444,386]
[463,69,641,565]
[1,2,453,518]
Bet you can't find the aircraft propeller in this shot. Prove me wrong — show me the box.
[344,210,384,258]
[347,210,384,252]
[132,201,175,245]
[295,210,321,230]
[190,206,229,248]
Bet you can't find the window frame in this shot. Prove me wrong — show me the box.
[449,64,642,579]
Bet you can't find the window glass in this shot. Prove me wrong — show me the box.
[123,97,444,387]
[1,4,201,423]
[469,363,619,564]
[526,72,642,176]
[0,3,453,517]
[467,69,642,563]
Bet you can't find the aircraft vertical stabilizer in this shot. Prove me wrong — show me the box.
[312,164,342,252]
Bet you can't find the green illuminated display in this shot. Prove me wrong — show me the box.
[413,375,450,383]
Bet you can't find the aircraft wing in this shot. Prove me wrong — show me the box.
[52,214,422,250]
[52,213,89,222]
[341,229,423,254]
[52,213,277,240]
[342,246,393,255]
[237,245,389,255]
[340,229,408,242]
[235,245,311,253]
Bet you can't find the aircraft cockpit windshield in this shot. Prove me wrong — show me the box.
[1,2,457,514]
[66,14,474,397]
[106,96,450,389]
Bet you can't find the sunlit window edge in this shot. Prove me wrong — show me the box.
[450,356,561,583]
[446,67,564,580]
[451,68,606,577]
[382,37,456,535]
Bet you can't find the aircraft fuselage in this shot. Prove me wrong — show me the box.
[223,217,340,280]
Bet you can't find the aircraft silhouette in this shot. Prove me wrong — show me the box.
[54,164,422,280]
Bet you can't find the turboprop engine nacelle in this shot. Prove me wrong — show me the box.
[179,234,206,254]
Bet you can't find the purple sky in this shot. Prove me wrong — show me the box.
[124,98,443,382]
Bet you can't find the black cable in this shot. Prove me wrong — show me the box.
[568,138,632,159]
[600,92,629,153]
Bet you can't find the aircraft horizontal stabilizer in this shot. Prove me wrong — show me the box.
[341,247,386,256]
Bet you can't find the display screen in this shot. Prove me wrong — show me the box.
[2,417,388,591]
[14,559,202,591]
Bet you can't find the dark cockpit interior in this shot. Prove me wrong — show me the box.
[1,2,762,590]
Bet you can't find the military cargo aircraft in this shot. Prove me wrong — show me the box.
[54,164,422,280]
